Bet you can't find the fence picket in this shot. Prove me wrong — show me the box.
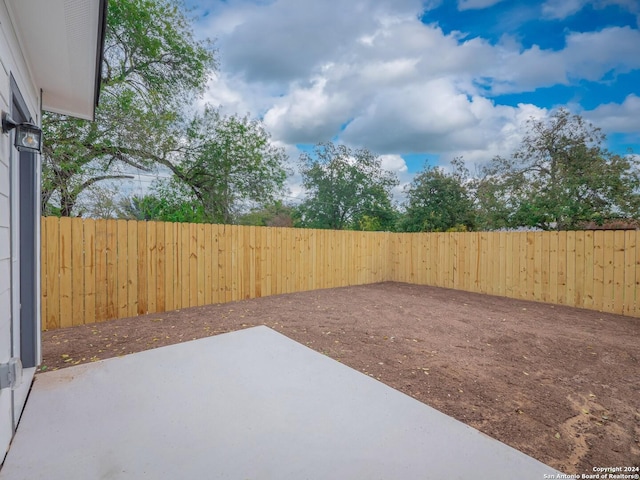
[197,223,205,306]
[204,224,212,305]
[116,219,128,319]
[94,219,107,322]
[623,230,636,316]
[83,219,96,324]
[574,231,585,308]
[613,231,626,315]
[136,222,148,315]
[593,231,605,312]
[540,232,550,303]
[40,218,47,329]
[105,220,117,320]
[147,222,157,314]
[127,221,138,317]
[566,232,576,306]
[58,217,72,328]
[602,231,615,313]
[557,232,567,305]
[71,217,84,326]
[45,216,60,330]
[156,222,166,313]
[163,222,173,312]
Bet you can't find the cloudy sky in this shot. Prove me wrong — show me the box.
[182,0,640,199]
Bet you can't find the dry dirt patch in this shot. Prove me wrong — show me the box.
[41,282,640,474]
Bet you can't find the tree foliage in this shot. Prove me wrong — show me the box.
[118,192,207,223]
[42,0,216,216]
[399,158,475,232]
[296,143,399,230]
[103,0,214,106]
[237,201,295,227]
[156,108,289,224]
[476,109,640,230]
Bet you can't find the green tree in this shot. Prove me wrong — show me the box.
[297,143,399,230]
[399,158,475,232]
[42,0,216,216]
[76,185,121,219]
[157,108,289,224]
[118,192,207,223]
[238,201,295,227]
[476,109,640,230]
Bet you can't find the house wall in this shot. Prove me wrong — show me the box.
[0,0,41,460]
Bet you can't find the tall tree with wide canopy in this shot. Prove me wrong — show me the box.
[399,159,475,232]
[154,108,289,224]
[297,143,399,230]
[476,109,640,230]
[42,0,216,216]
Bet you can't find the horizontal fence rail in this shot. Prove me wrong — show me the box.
[40,218,640,330]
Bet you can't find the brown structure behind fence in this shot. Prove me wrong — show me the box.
[40,217,640,330]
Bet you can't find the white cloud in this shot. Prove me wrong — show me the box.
[380,154,409,174]
[542,0,587,19]
[341,79,479,153]
[444,103,547,169]
[213,0,422,84]
[262,76,357,144]
[489,44,569,94]
[458,0,506,11]
[379,154,412,201]
[199,72,254,115]
[191,0,639,185]
[564,27,640,79]
[582,94,640,134]
[488,26,640,94]
[542,0,640,21]
[254,20,499,148]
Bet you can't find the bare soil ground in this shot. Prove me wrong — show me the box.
[40,282,640,475]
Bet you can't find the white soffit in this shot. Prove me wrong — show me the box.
[6,0,104,120]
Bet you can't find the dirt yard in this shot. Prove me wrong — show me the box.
[40,282,640,475]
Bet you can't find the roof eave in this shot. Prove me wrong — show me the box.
[92,0,109,120]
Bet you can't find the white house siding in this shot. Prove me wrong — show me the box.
[0,0,42,460]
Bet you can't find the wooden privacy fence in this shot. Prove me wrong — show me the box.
[390,230,639,318]
[40,217,640,330]
[40,217,391,330]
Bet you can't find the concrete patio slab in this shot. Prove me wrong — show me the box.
[0,326,561,479]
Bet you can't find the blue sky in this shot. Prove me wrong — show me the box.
[183,0,640,198]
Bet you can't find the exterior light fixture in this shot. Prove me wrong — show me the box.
[2,112,42,153]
